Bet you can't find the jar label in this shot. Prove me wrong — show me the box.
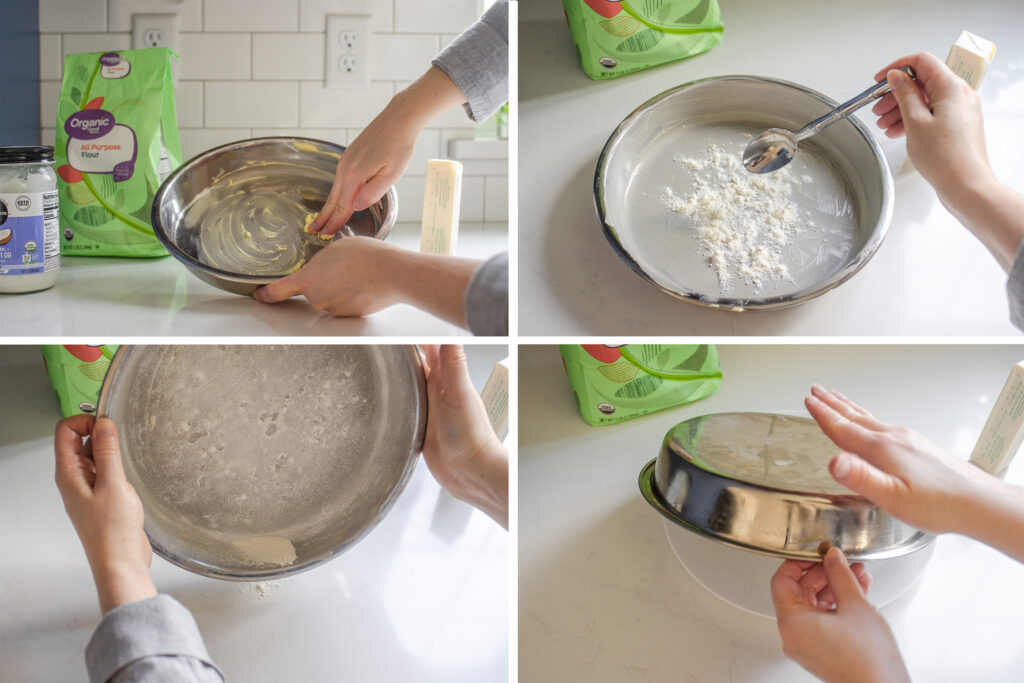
[0,191,60,275]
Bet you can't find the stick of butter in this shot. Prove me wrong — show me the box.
[480,357,509,440]
[946,30,996,90]
[970,361,1024,478]
[420,159,462,255]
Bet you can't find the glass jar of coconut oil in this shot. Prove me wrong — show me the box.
[0,146,60,293]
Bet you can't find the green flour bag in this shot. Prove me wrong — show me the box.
[562,0,723,80]
[560,344,722,425]
[55,48,181,257]
[41,345,118,417]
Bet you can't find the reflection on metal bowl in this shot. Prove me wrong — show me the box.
[639,412,935,616]
[98,345,426,581]
[596,76,892,310]
[152,137,398,296]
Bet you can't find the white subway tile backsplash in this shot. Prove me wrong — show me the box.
[461,159,510,176]
[205,81,299,128]
[62,33,130,57]
[394,174,426,223]
[39,0,106,33]
[174,81,203,128]
[440,128,475,156]
[253,33,324,81]
[42,129,56,147]
[39,34,62,80]
[299,0,392,33]
[39,80,62,130]
[177,33,251,81]
[299,81,392,127]
[251,129,348,144]
[369,34,439,81]
[394,0,477,34]
[108,0,202,32]
[205,0,299,32]
[178,128,253,160]
[461,176,485,222]
[484,175,508,222]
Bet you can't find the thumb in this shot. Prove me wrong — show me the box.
[887,69,930,130]
[91,417,126,484]
[823,547,867,607]
[254,272,304,303]
[830,451,902,504]
[439,345,472,390]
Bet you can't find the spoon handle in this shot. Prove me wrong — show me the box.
[795,65,916,141]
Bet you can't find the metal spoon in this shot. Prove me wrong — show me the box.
[743,66,916,173]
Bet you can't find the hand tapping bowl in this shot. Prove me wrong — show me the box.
[97,345,426,581]
[596,76,893,311]
[639,412,935,616]
[152,137,398,296]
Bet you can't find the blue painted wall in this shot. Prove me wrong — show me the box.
[0,0,41,145]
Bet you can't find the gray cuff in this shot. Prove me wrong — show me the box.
[465,251,509,336]
[86,595,223,683]
[432,0,508,122]
[1008,240,1024,332]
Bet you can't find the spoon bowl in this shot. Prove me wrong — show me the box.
[744,66,914,174]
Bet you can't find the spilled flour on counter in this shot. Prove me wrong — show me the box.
[660,144,810,293]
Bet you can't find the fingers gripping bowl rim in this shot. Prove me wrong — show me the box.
[152,137,399,297]
[97,344,428,581]
[595,75,894,311]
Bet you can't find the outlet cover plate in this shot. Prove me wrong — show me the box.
[325,14,371,90]
[131,13,179,51]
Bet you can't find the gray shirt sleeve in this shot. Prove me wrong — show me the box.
[86,595,224,683]
[432,0,509,122]
[465,251,508,336]
[1008,241,1024,331]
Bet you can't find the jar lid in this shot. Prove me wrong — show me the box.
[0,146,55,163]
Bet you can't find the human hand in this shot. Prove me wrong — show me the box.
[421,345,508,528]
[871,52,995,205]
[254,236,402,315]
[771,547,906,683]
[805,384,996,536]
[55,415,156,614]
[309,65,467,236]
[308,109,419,237]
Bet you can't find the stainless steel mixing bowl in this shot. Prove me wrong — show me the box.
[152,137,398,296]
[97,345,426,581]
[596,76,893,310]
[639,412,933,561]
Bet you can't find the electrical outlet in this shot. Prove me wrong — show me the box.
[131,14,179,51]
[325,14,370,90]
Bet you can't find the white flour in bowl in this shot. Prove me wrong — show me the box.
[660,144,813,293]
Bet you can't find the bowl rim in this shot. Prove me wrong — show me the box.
[96,344,428,581]
[637,411,935,562]
[594,75,894,311]
[151,136,399,286]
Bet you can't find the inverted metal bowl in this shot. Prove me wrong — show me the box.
[152,137,398,296]
[596,76,893,310]
[98,345,426,581]
[639,412,933,561]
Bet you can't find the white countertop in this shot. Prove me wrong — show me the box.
[520,344,1024,682]
[0,222,507,337]
[519,0,1024,336]
[0,345,508,683]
